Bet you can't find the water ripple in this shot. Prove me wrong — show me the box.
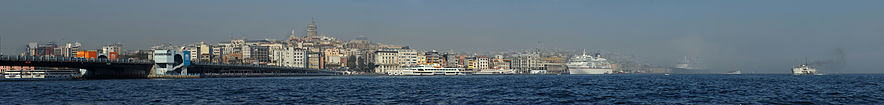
[1,74,883,104]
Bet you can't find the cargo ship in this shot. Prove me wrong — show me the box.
[567,50,613,74]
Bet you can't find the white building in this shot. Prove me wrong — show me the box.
[397,49,419,66]
[60,42,81,57]
[264,43,285,66]
[474,56,490,70]
[101,44,122,54]
[279,47,307,68]
[374,49,400,73]
[511,53,541,73]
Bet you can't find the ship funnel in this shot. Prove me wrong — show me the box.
[595,50,601,58]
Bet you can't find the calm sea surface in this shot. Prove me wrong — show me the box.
[1,74,883,104]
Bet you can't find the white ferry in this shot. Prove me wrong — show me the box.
[388,64,472,76]
[1,66,74,80]
[792,58,818,75]
[567,50,613,74]
[475,69,515,75]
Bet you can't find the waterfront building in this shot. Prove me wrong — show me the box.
[307,51,323,69]
[466,56,476,70]
[25,42,58,57]
[279,47,307,68]
[210,45,224,63]
[373,48,400,73]
[248,45,271,65]
[181,46,200,62]
[544,63,567,74]
[455,55,470,68]
[220,41,243,64]
[198,42,212,62]
[541,56,567,74]
[424,50,443,65]
[101,43,122,54]
[511,53,541,74]
[444,54,460,68]
[242,45,253,63]
[491,55,512,70]
[59,42,82,57]
[24,41,83,57]
[397,49,419,66]
[264,43,285,66]
[473,56,490,70]
[324,48,344,69]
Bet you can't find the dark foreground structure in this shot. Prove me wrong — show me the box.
[0,56,341,79]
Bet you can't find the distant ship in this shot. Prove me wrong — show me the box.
[670,56,707,74]
[792,58,818,75]
[727,70,741,74]
[388,64,471,76]
[567,50,613,74]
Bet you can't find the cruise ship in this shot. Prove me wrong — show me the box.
[567,50,613,74]
[388,64,472,76]
[792,58,817,75]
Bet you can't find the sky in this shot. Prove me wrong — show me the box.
[1,0,883,73]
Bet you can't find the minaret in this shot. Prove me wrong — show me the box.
[307,17,318,37]
[288,26,297,41]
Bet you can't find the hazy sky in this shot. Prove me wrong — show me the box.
[2,0,883,73]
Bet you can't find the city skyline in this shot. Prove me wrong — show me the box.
[2,0,884,73]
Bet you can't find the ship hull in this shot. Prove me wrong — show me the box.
[568,68,612,74]
[792,67,817,75]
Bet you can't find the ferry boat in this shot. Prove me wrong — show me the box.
[567,50,613,74]
[388,64,471,76]
[792,58,817,75]
[475,69,515,75]
[1,66,74,80]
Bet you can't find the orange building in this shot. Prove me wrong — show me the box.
[76,51,98,59]
[108,52,118,60]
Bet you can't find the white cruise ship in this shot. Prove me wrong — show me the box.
[567,50,613,74]
[388,64,471,76]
